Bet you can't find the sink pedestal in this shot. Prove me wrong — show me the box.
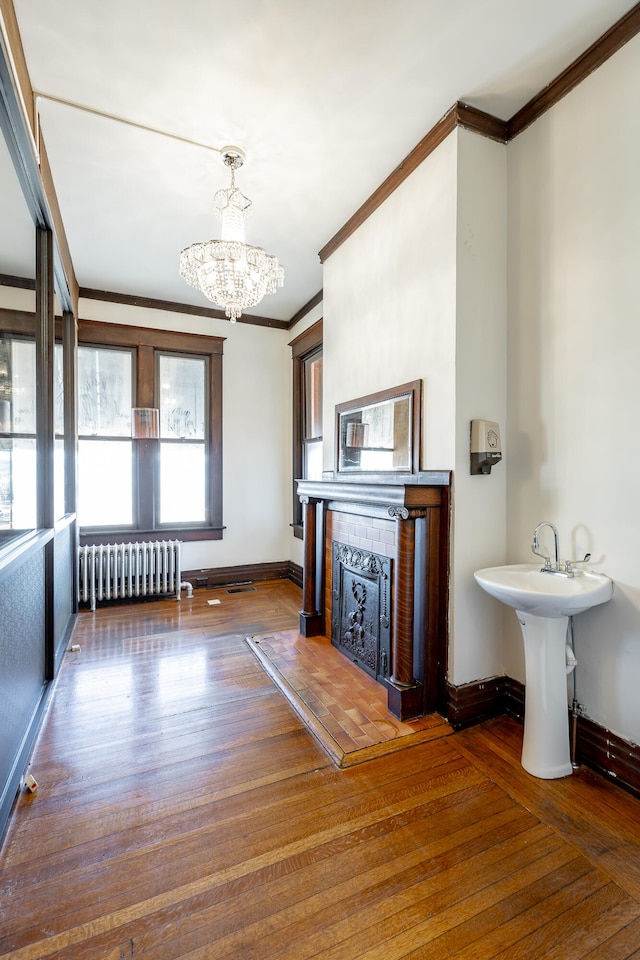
[516,610,572,779]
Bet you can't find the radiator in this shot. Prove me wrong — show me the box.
[78,540,192,611]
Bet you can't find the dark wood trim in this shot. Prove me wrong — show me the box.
[0,306,36,333]
[447,676,506,730]
[0,273,34,290]
[435,485,451,716]
[508,2,640,139]
[287,560,303,589]
[503,675,526,721]
[334,379,422,478]
[79,287,288,330]
[0,1,78,312]
[319,104,458,264]
[287,290,323,330]
[181,560,297,588]
[447,674,640,800]
[79,527,224,546]
[288,317,324,353]
[77,318,224,540]
[319,5,640,263]
[77,318,224,353]
[456,101,507,142]
[290,319,323,532]
[62,312,77,518]
[447,675,524,730]
[576,714,640,801]
[135,344,156,532]
[39,138,79,313]
[385,680,423,722]
[6,275,315,333]
[209,345,223,534]
[35,227,54,530]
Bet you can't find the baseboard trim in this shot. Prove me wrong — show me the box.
[446,676,506,729]
[576,714,640,801]
[182,560,303,589]
[447,675,640,800]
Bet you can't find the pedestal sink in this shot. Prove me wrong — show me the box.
[474,563,613,779]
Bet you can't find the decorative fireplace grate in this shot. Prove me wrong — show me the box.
[331,542,392,683]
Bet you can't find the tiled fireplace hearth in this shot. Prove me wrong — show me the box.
[297,474,450,720]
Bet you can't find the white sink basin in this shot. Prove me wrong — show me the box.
[474,563,613,618]
[474,561,614,779]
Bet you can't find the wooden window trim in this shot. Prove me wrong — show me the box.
[77,319,224,544]
[289,319,323,538]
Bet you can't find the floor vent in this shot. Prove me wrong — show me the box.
[226,585,256,594]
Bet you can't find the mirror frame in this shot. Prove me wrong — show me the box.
[335,379,422,476]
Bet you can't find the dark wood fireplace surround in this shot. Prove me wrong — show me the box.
[297,473,450,720]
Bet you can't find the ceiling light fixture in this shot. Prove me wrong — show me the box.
[179,147,284,322]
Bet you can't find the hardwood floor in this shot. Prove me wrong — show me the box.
[2,579,640,959]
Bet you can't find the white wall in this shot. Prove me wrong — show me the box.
[323,132,458,473]
[507,34,640,741]
[451,129,508,684]
[322,128,510,689]
[0,286,35,311]
[80,298,293,573]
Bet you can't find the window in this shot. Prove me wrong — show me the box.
[0,335,37,530]
[77,345,134,526]
[290,319,323,537]
[77,320,223,543]
[157,352,207,524]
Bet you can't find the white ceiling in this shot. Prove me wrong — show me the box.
[5,0,636,322]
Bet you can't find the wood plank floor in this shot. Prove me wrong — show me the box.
[2,579,640,959]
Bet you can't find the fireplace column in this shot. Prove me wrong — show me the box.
[387,505,424,719]
[299,496,325,637]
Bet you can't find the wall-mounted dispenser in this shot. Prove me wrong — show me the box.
[470,419,502,475]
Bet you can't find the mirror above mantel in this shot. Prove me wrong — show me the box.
[335,380,421,476]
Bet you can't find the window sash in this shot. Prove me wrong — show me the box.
[77,320,223,543]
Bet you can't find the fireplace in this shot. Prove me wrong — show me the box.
[331,542,392,683]
[297,474,450,720]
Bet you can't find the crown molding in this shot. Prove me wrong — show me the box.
[79,287,289,330]
[319,2,640,264]
[508,1,640,139]
[287,289,323,330]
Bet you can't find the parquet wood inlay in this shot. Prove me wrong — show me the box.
[247,631,452,766]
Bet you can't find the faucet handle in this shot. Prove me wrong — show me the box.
[564,553,591,575]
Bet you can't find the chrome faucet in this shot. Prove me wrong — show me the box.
[532,521,560,572]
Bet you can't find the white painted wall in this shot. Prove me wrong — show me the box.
[322,128,509,689]
[451,129,508,684]
[323,133,458,473]
[507,33,640,741]
[0,286,35,311]
[79,298,293,574]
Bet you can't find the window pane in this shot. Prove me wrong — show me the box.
[10,339,36,435]
[159,442,205,523]
[159,355,206,439]
[54,343,64,436]
[304,352,322,439]
[304,438,323,481]
[54,438,65,520]
[78,347,132,437]
[0,439,37,528]
[78,439,133,526]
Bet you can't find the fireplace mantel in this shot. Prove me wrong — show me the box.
[297,472,450,508]
[297,472,451,720]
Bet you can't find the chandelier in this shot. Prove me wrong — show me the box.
[179,147,284,322]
